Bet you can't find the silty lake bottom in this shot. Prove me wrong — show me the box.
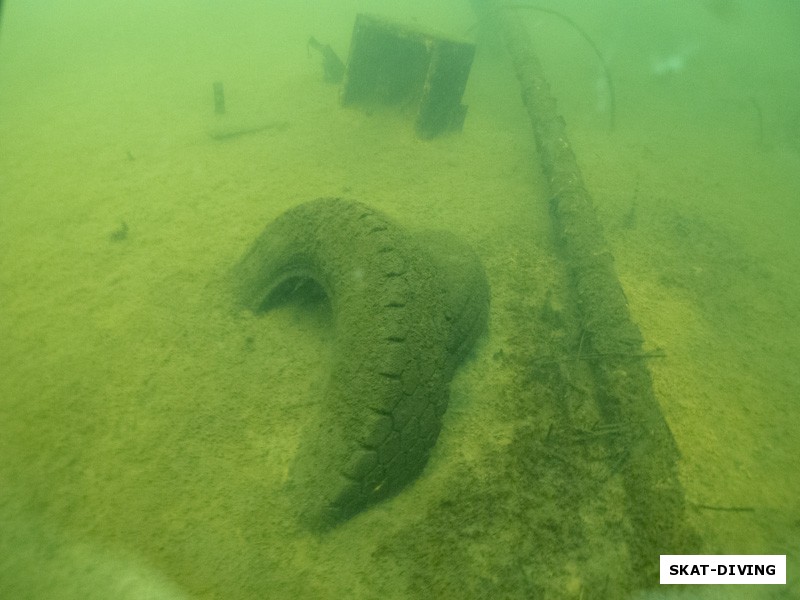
[0,1,798,598]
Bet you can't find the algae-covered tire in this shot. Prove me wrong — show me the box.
[232,198,489,529]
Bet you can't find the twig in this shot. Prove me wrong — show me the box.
[532,349,666,366]
[689,502,755,513]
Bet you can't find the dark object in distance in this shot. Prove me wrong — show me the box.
[213,81,225,115]
[341,13,476,139]
[308,36,345,84]
[109,221,128,242]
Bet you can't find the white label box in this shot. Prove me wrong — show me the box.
[660,555,786,584]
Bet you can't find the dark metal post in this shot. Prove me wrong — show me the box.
[213,81,225,115]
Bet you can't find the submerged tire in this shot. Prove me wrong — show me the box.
[231,198,489,529]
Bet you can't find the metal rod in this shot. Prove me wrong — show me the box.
[213,81,226,115]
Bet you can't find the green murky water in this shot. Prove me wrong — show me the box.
[1,1,798,598]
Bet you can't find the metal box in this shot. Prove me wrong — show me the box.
[341,14,476,139]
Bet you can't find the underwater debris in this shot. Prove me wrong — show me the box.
[231,198,489,530]
[341,14,475,139]
[307,36,345,84]
[207,121,289,141]
[109,221,128,242]
[212,81,226,115]
[471,0,699,585]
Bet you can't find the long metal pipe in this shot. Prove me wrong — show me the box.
[472,0,698,585]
